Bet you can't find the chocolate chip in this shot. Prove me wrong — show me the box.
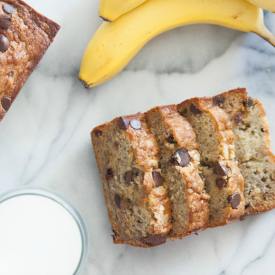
[228,192,241,209]
[214,162,229,176]
[130,119,142,130]
[213,96,225,107]
[3,3,15,14]
[117,116,129,130]
[172,149,191,167]
[115,193,121,208]
[105,168,114,180]
[167,135,176,144]
[141,234,166,246]
[0,14,12,29]
[1,97,11,111]
[179,108,188,118]
[152,170,164,187]
[94,129,103,137]
[245,203,250,209]
[112,229,117,236]
[216,178,227,188]
[190,104,202,115]
[235,113,243,124]
[261,128,264,133]
[247,97,254,107]
[124,171,133,185]
[0,34,9,52]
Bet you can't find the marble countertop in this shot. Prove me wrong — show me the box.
[1,0,275,274]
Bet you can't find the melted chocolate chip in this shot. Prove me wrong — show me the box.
[245,203,250,209]
[0,34,9,52]
[247,97,254,107]
[124,171,133,185]
[3,3,15,14]
[261,128,264,133]
[179,108,188,118]
[130,119,142,130]
[214,162,229,176]
[152,170,164,187]
[117,116,129,130]
[167,135,176,144]
[0,14,12,29]
[141,234,166,246]
[172,149,191,167]
[105,168,114,180]
[235,113,243,124]
[228,192,241,209]
[216,178,227,188]
[190,104,202,115]
[1,97,11,111]
[115,193,121,208]
[213,96,225,107]
[94,129,103,137]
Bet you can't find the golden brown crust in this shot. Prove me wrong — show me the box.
[0,0,60,120]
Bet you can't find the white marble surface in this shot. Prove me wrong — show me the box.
[1,0,275,274]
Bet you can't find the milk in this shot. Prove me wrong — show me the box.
[0,195,83,275]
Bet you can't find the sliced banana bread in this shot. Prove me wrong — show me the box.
[91,113,172,247]
[212,88,275,215]
[178,98,245,227]
[145,105,210,239]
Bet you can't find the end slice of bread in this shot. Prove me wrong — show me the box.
[91,113,172,247]
[212,88,275,215]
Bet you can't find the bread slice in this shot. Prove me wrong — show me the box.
[212,88,275,215]
[91,113,172,247]
[177,98,245,227]
[145,105,210,238]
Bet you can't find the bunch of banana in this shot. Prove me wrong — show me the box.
[79,0,275,88]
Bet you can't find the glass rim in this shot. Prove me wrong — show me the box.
[0,186,89,275]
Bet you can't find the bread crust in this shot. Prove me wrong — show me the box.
[0,0,60,121]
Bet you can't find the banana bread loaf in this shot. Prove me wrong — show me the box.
[178,98,245,227]
[212,88,275,215]
[91,113,172,248]
[145,105,210,239]
[0,0,60,121]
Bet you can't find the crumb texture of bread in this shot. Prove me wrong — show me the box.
[91,113,172,248]
[0,0,60,121]
[178,98,244,227]
[146,105,210,239]
[213,88,275,215]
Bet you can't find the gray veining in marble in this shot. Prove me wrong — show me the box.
[0,0,275,274]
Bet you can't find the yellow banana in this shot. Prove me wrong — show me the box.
[99,0,147,21]
[80,0,275,88]
[246,0,275,12]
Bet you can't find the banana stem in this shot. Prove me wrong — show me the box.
[256,25,275,47]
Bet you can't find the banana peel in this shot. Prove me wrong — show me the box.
[80,0,275,88]
[99,0,147,21]
[246,0,275,12]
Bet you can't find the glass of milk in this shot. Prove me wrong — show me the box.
[0,186,89,275]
